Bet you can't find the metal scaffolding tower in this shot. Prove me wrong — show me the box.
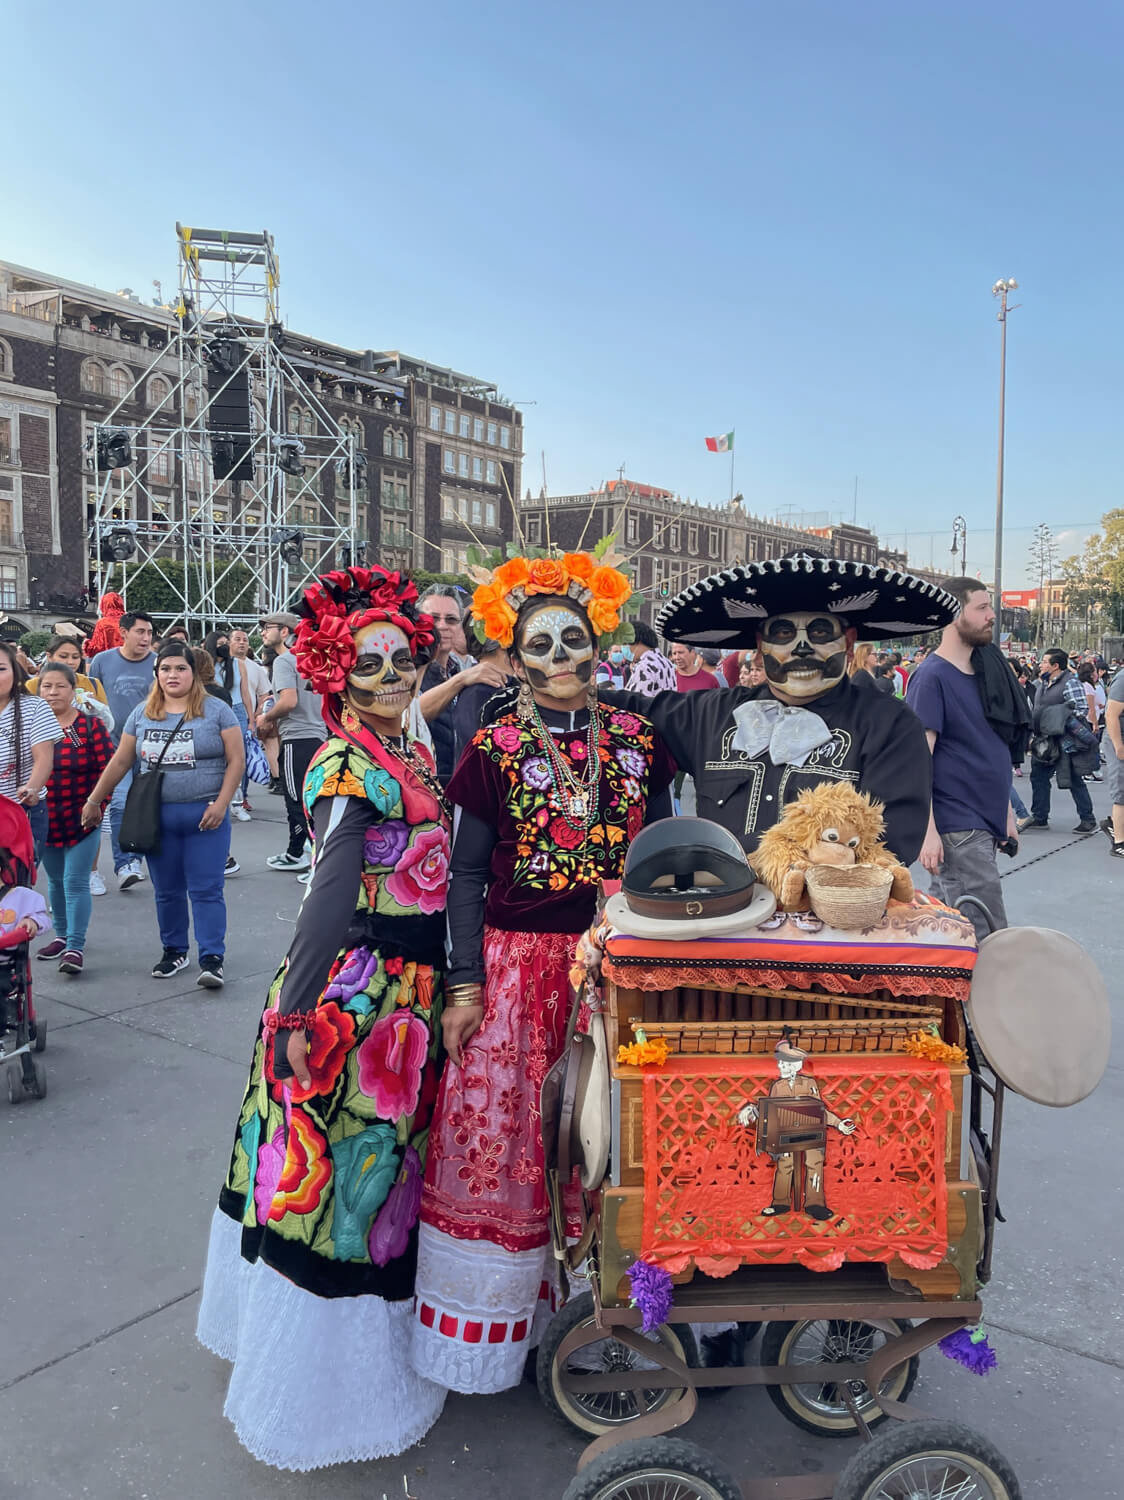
[88,225,362,632]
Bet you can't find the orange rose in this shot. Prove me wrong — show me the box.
[525,557,569,596]
[563,552,596,584]
[493,557,531,595]
[590,565,632,609]
[588,598,621,636]
[472,580,518,645]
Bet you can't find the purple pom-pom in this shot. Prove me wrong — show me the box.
[939,1326,998,1375]
[626,1259,674,1333]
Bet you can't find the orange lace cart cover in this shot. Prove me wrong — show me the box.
[604,895,978,1000]
[640,1055,954,1275]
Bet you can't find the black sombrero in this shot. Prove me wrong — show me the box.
[655,553,960,647]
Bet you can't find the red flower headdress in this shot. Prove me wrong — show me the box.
[293,566,436,697]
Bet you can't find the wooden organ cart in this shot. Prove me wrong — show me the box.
[538,899,1109,1500]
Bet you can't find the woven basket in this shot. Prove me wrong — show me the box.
[805,864,893,930]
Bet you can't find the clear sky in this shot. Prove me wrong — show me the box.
[6,0,1121,586]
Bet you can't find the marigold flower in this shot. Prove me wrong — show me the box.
[493,558,531,594]
[590,565,632,609]
[588,597,622,636]
[525,557,569,595]
[563,552,596,584]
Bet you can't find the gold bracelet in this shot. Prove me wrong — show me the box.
[447,982,483,999]
[447,995,484,1009]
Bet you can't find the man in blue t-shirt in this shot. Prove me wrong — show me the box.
[88,610,156,890]
[907,580,1016,940]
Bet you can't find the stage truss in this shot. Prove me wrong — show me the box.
[87,225,377,630]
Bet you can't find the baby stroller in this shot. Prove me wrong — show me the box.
[0,796,46,1103]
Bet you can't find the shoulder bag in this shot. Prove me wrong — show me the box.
[118,716,185,856]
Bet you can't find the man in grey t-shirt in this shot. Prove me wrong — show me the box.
[88,610,157,889]
[255,613,325,871]
[1102,672,1124,857]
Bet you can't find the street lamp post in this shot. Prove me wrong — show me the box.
[950,514,967,576]
[991,278,1019,644]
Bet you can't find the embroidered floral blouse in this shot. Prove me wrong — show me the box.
[445,705,676,984]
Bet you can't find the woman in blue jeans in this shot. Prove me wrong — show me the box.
[36,662,116,975]
[81,642,244,988]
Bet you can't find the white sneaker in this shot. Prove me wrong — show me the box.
[118,860,146,890]
[233,804,251,822]
[296,870,313,886]
[266,849,311,872]
[89,872,107,896]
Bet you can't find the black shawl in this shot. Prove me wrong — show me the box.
[971,643,1032,765]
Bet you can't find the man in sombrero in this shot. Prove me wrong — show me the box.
[605,554,960,864]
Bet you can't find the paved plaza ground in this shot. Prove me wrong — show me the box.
[2,786,1121,1499]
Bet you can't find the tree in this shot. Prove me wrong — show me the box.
[1061,508,1124,647]
[119,559,258,618]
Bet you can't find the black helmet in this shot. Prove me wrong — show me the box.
[621,817,758,921]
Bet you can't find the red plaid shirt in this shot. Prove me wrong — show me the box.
[47,712,116,848]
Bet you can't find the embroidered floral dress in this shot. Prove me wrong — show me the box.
[197,733,452,1470]
[412,705,675,1395]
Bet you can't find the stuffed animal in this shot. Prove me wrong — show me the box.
[752,783,914,912]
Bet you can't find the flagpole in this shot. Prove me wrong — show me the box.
[730,445,734,502]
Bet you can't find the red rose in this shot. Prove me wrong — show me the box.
[303,582,346,619]
[294,615,357,695]
[549,817,585,850]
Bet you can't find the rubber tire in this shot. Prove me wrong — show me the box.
[760,1317,917,1437]
[537,1291,699,1437]
[6,1065,23,1105]
[561,1437,741,1500]
[33,1017,46,1053]
[833,1417,1021,1500]
[31,1056,46,1099]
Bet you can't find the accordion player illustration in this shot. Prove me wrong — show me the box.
[736,1036,857,1220]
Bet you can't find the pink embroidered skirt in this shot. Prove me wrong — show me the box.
[411,925,580,1394]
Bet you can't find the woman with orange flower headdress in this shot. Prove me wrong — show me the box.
[411,550,675,1397]
[197,566,454,1470]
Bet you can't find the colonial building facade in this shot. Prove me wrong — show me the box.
[0,259,521,628]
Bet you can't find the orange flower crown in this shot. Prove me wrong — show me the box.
[468,551,632,648]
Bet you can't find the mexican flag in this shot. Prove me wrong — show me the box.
[705,431,734,453]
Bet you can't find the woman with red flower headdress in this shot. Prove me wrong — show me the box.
[411,551,675,1397]
[196,566,453,1469]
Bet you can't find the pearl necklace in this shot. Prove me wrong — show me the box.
[529,699,602,830]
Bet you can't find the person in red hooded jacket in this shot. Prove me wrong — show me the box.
[83,593,125,660]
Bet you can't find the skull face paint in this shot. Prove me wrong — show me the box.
[345,621,417,728]
[759,611,849,702]
[515,598,594,701]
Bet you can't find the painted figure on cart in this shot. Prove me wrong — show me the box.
[412,549,675,1397]
[737,1038,857,1220]
[603,555,961,863]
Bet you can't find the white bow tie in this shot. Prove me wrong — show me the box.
[731,699,834,767]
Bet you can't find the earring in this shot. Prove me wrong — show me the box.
[516,681,535,720]
[586,679,598,709]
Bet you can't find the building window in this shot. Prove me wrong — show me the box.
[394,432,406,460]
[471,498,483,526]
[708,527,719,558]
[486,459,497,485]
[444,410,456,435]
[382,428,393,457]
[0,417,11,464]
[499,425,510,449]
[626,512,639,545]
[484,501,497,528]
[472,456,483,481]
[81,360,108,395]
[184,386,199,418]
[527,515,542,545]
[148,441,172,483]
[147,375,171,408]
[108,366,132,399]
[688,524,698,555]
[0,563,17,609]
[487,421,497,445]
[0,483,15,547]
[458,453,469,478]
[473,417,484,442]
[442,494,455,521]
[429,406,442,431]
[669,523,680,550]
[458,413,470,439]
[0,340,12,380]
[443,448,456,475]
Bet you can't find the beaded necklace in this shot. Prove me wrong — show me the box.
[529,698,602,830]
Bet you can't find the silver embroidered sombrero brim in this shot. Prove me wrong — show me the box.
[655,553,960,646]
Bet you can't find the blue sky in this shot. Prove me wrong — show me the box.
[6,0,1122,585]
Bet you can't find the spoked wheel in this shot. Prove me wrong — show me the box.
[833,1418,1021,1499]
[761,1317,917,1436]
[538,1291,699,1436]
[561,1437,741,1500]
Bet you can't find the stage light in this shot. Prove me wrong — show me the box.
[278,437,305,476]
[335,451,368,489]
[206,338,244,376]
[276,528,304,567]
[87,428,133,471]
[98,523,138,563]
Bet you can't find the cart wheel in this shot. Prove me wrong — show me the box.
[833,1417,1020,1499]
[561,1436,741,1500]
[760,1317,917,1437]
[31,1056,46,1099]
[537,1291,699,1437]
[33,1017,46,1053]
[6,1064,23,1105]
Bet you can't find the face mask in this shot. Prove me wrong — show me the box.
[215,641,230,660]
[610,647,627,665]
[345,622,417,727]
[517,601,595,700]
[759,611,848,702]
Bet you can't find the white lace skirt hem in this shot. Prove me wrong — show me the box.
[196,1208,446,1471]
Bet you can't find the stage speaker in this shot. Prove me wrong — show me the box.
[206,338,254,481]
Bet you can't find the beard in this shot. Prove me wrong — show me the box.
[955,618,994,649]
